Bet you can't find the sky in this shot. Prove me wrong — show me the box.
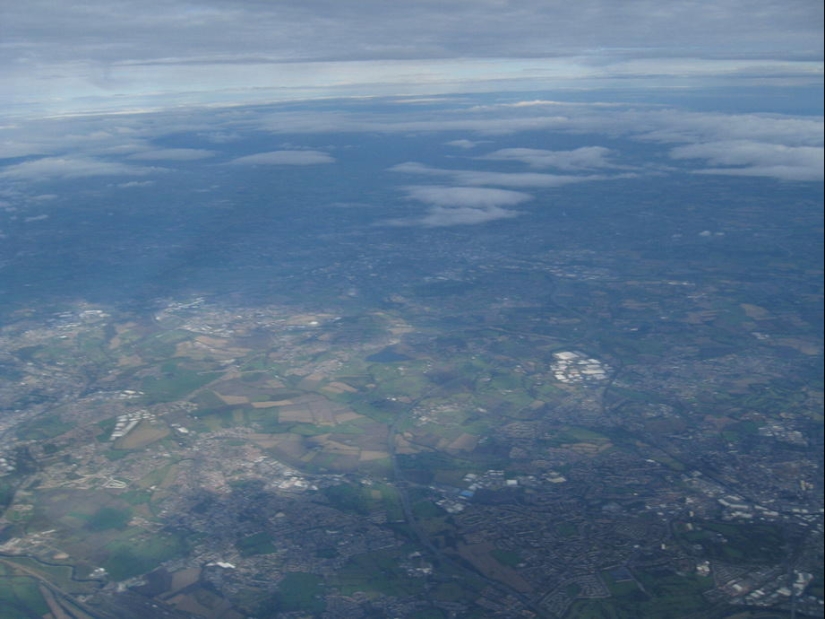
[1,0,822,116]
[0,1,822,230]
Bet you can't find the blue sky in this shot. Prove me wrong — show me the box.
[1,0,822,116]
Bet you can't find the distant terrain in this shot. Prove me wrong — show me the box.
[0,94,822,619]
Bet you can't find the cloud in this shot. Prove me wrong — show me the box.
[247,103,824,149]
[389,161,631,188]
[478,146,616,170]
[670,140,824,181]
[418,205,520,227]
[1,1,822,115]
[405,185,533,208]
[634,111,824,147]
[0,156,159,181]
[117,180,156,188]
[1,93,820,191]
[389,185,532,227]
[5,0,819,68]
[446,139,483,149]
[128,148,216,161]
[228,150,335,165]
[380,104,823,183]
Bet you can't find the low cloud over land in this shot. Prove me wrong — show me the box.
[228,150,335,166]
[670,140,824,181]
[0,156,158,181]
[478,146,616,170]
[390,185,532,227]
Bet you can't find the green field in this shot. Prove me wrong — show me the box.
[141,362,221,404]
[103,532,187,580]
[237,531,277,556]
[257,572,325,616]
[331,549,427,597]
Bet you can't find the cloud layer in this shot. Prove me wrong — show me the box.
[229,150,335,166]
[394,185,533,227]
[478,146,616,170]
[1,0,821,115]
[0,156,158,181]
[390,162,631,188]
[670,140,824,181]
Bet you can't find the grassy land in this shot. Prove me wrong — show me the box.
[675,522,785,563]
[141,362,221,404]
[568,568,714,618]
[490,548,521,567]
[102,532,187,581]
[17,415,75,441]
[331,549,426,598]
[237,532,277,557]
[257,572,325,616]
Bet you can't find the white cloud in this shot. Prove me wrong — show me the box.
[251,104,824,147]
[419,205,520,226]
[389,185,532,227]
[1,0,821,116]
[1,94,821,189]
[635,111,824,147]
[0,157,159,181]
[117,180,156,188]
[478,146,616,170]
[228,150,335,165]
[389,161,631,188]
[670,140,824,181]
[405,185,533,208]
[128,148,216,161]
[446,139,484,149]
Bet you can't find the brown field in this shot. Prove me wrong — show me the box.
[684,310,718,324]
[323,381,358,394]
[268,433,311,460]
[158,463,183,489]
[309,435,360,456]
[566,442,612,455]
[775,338,821,355]
[359,450,389,461]
[116,421,170,450]
[174,336,251,360]
[394,434,421,455]
[251,400,292,408]
[194,335,230,348]
[108,321,138,350]
[455,542,532,593]
[335,411,364,423]
[447,433,479,452]
[298,372,326,389]
[117,354,143,367]
[279,406,318,423]
[248,434,282,449]
[740,303,772,320]
[217,394,249,405]
[168,567,202,594]
[167,586,244,619]
[277,394,351,425]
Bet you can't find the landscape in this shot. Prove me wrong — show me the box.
[0,91,822,618]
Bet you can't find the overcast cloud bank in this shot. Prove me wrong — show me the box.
[1,0,821,116]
